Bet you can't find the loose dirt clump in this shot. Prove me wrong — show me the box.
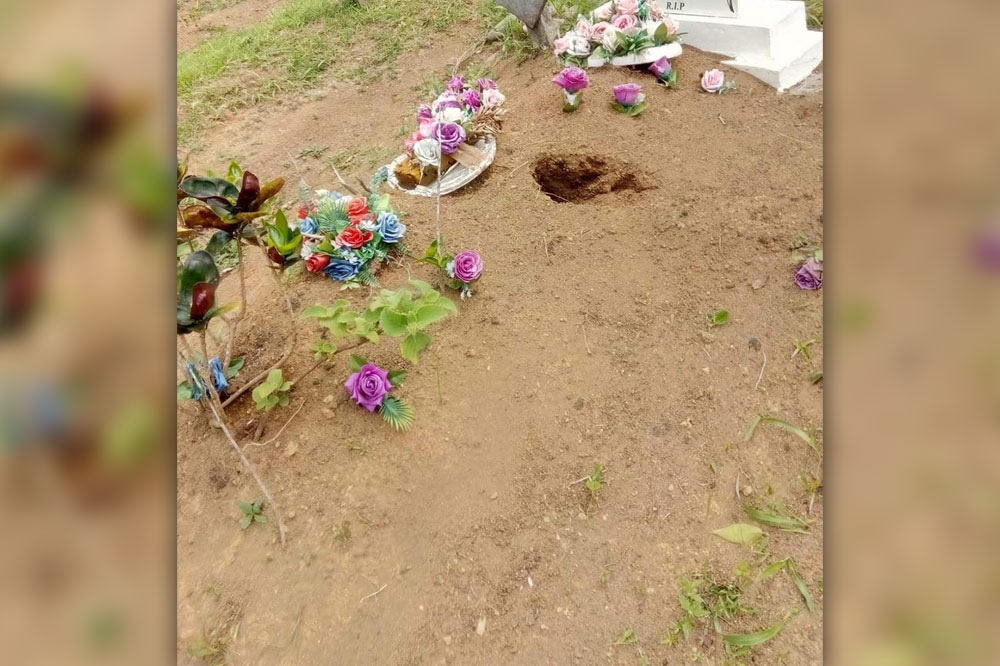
[532,152,656,203]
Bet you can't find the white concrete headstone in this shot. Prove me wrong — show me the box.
[659,0,740,18]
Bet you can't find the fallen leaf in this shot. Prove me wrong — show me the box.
[712,523,764,545]
[284,441,299,457]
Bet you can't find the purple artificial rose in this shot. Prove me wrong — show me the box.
[433,91,463,112]
[345,363,392,412]
[552,67,589,94]
[461,89,482,110]
[478,78,498,91]
[649,56,672,80]
[612,83,642,106]
[435,122,466,155]
[795,258,823,290]
[446,75,465,92]
[416,104,433,123]
[451,250,483,283]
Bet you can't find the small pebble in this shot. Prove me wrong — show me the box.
[476,618,486,635]
[443,636,452,645]
[323,395,335,404]
[742,485,754,497]
[490,492,498,500]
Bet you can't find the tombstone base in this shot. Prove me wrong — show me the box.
[670,0,822,92]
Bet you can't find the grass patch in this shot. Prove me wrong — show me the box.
[806,0,823,29]
[178,0,483,147]
[178,0,245,23]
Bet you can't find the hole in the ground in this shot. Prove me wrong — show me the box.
[531,152,657,203]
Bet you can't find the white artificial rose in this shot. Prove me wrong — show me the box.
[435,106,464,123]
[413,138,441,167]
[566,35,591,57]
[601,27,623,53]
[481,88,506,108]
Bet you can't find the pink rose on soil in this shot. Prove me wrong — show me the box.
[552,67,589,94]
[553,35,571,55]
[794,258,823,290]
[616,0,639,16]
[612,14,639,34]
[701,69,726,93]
[345,363,392,413]
[591,21,612,40]
[451,250,483,283]
[612,82,643,106]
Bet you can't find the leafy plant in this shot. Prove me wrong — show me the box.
[615,628,638,645]
[758,558,814,612]
[584,462,606,499]
[663,576,745,645]
[810,369,823,384]
[262,209,302,264]
[722,612,795,658]
[238,499,266,529]
[744,504,813,534]
[745,414,820,455]
[251,369,292,411]
[179,166,284,233]
[791,338,817,361]
[177,250,237,334]
[708,309,730,327]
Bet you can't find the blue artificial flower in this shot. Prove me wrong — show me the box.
[375,212,406,243]
[370,167,389,190]
[324,258,361,282]
[299,216,318,234]
[209,356,228,392]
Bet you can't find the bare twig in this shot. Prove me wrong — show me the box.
[754,351,767,391]
[501,158,532,182]
[223,235,248,370]
[579,321,592,355]
[332,166,360,196]
[542,232,549,258]
[568,476,590,487]
[359,584,387,603]
[244,402,306,451]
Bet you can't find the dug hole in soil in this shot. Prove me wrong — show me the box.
[178,35,823,666]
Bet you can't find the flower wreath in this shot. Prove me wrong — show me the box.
[554,0,681,65]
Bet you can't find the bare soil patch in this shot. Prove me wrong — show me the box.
[532,152,657,203]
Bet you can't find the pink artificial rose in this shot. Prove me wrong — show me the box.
[612,14,639,34]
[616,0,640,15]
[663,15,679,34]
[594,4,614,21]
[648,2,664,19]
[404,131,422,154]
[575,18,593,39]
[701,69,726,93]
[419,120,437,137]
[553,34,571,55]
[591,21,612,40]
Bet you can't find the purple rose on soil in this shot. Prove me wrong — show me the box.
[649,56,672,80]
[552,67,589,94]
[613,83,642,106]
[462,89,482,110]
[451,250,483,283]
[478,78,498,91]
[433,91,462,111]
[446,75,465,92]
[435,122,466,155]
[416,104,433,123]
[795,258,823,290]
[344,363,392,413]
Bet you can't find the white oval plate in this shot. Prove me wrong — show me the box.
[384,137,497,197]
[587,42,683,68]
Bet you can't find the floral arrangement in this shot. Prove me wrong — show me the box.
[344,357,413,430]
[420,239,484,299]
[611,83,648,116]
[649,56,677,88]
[296,169,406,286]
[394,76,507,189]
[795,257,823,290]
[552,67,589,112]
[554,0,680,65]
[700,69,736,94]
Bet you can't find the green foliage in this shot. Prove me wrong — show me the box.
[379,396,414,431]
[177,250,237,334]
[712,523,764,546]
[758,559,814,612]
[615,628,638,645]
[805,0,823,28]
[251,369,292,411]
[263,209,303,260]
[178,168,284,232]
[745,414,820,455]
[664,576,745,646]
[722,612,795,657]
[238,499,266,530]
[791,338,817,361]
[708,309,730,327]
[584,462,606,499]
[810,369,823,384]
[744,504,813,534]
[369,280,458,363]
[313,339,337,360]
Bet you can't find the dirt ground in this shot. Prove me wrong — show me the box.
[177,8,823,665]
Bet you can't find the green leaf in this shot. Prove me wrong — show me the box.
[179,176,239,202]
[745,415,820,455]
[810,370,823,384]
[423,239,440,260]
[614,628,637,645]
[387,369,406,387]
[409,278,437,296]
[254,514,266,523]
[178,250,220,297]
[722,612,794,649]
[652,22,668,44]
[400,331,431,364]
[226,160,243,185]
[238,501,253,514]
[410,303,453,329]
[349,354,366,372]
[240,515,252,530]
[205,230,233,256]
[177,381,194,401]
[759,558,789,581]
[225,357,245,379]
[712,523,764,545]
[379,309,409,337]
[786,559,815,612]
[744,505,811,534]
[379,396,415,431]
[709,309,730,327]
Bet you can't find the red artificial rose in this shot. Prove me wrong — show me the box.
[346,197,369,221]
[306,254,330,273]
[336,227,374,249]
[298,204,309,219]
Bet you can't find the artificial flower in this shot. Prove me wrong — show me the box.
[435,106,465,124]
[663,14,679,34]
[594,3,614,21]
[601,27,623,52]
[305,253,330,273]
[336,226,374,249]
[450,250,484,282]
[209,357,228,392]
[477,78,498,90]
[446,75,465,92]
[346,197,370,221]
[297,203,309,219]
[701,69,730,93]
[553,34,572,56]
[435,122,467,155]
[413,138,441,166]
[404,131,423,154]
[649,56,671,80]
[375,212,406,243]
[648,1,665,19]
[613,82,643,106]
[616,0,640,16]
[432,91,462,113]
[418,119,437,138]
[575,18,594,39]
[795,258,823,290]
[565,34,592,57]
[612,13,639,34]
[552,66,589,94]
[482,88,506,108]
[416,104,434,123]
[298,216,318,234]
[324,258,361,282]
[344,363,392,412]
[591,21,612,40]
[461,89,482,110]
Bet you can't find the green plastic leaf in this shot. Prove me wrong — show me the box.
[409,278,437,296]
[712,523,764,545]
[379,309,409,337]
[302,305,331,318]
[400,331,431,364]
[652,22,668,44]
[379,396,414,431]
[722,612,794,649]
[349,354,366,372]
[387,369,406,387]
[423,239,440,260]
[410,303,453,329]
[744,505,811,534]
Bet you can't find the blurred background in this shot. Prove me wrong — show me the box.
[0,0,998,664]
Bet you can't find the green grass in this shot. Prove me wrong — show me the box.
[178,0,484,147]
[806,0,823,28]
[178,0,244,23]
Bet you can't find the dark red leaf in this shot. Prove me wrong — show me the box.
[266,247,286,265]
[236,171,260,211]
[190,282,215,319]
